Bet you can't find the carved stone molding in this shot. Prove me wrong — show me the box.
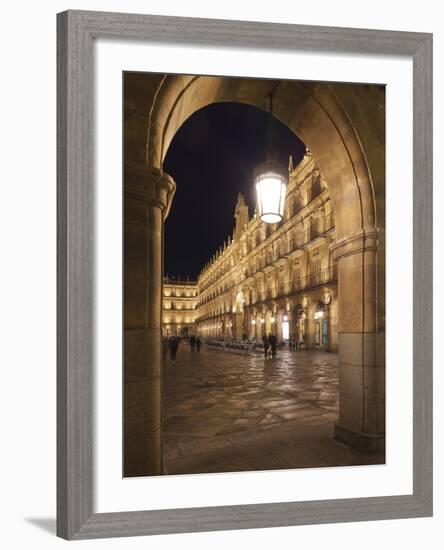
[125,164,176,217]
[330,229,378,262]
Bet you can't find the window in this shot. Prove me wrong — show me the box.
[310,257,322,285]
[311,175,322,200]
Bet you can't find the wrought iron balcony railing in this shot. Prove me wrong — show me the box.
[292,264,337,293]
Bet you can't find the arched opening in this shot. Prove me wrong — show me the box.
[123,73,385,476]
[162,101,305,282]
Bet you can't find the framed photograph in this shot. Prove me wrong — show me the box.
[57,10,433,539]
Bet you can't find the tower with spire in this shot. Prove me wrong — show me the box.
[233,192,249,240]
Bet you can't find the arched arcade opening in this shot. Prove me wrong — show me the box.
[123,73,385,476]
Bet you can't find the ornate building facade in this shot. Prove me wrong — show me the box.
[163,151,339,351]
[162,278,198,337]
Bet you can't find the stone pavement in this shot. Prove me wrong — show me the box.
[162,344,384,475]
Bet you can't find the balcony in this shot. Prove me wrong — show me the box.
[290,265,336,293]
[301,265,337,290]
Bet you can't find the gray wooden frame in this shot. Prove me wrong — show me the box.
[57,9,433,540]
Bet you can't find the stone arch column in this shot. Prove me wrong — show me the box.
[299,300,309,346]
[124,166,175,476]
[332,230,384,453]
[305,298,317,349]
[324,288,338,353]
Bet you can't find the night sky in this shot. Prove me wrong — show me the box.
[163,102,306,280]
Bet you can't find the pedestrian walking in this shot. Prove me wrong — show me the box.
[189,335,196,351]
[262,334,269,358]
[196,336,201,352]
[168,335,179,363]
[269,332,277,358]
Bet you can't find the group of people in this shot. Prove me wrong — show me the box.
[189,335,202,352]
[288,339,302,351]
[262,333,278,358]
[165,332,301,363]
[163,334,202,364]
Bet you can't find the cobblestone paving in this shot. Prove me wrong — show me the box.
[163,345,384,475]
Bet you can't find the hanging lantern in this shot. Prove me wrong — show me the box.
[254,159,288,224]
[254,88,288,224]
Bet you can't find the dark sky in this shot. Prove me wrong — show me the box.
[163,102,306,280]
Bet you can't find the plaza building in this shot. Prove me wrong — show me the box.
[162,278,198,337]
[162,150,338,352]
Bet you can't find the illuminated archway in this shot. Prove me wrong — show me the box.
[123,73,385,475]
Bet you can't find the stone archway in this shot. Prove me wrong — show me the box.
[124,73,385,475]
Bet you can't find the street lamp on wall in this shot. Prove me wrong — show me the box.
[254,88,288,224]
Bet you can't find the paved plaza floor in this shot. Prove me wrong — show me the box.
[163,344,385,475]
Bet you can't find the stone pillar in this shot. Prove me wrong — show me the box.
[124,166,175,476]
[326,295,339,352]
[260,318,265,338]
[305,303,316,349]
[276,310,283,341]
[289,309,297,341]
[324,309,331,351]
[332,231,385,454]
[253,317,259,339]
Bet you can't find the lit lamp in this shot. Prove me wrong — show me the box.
[254,89,288,224]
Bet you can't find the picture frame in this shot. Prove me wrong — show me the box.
[57,9,433,540]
